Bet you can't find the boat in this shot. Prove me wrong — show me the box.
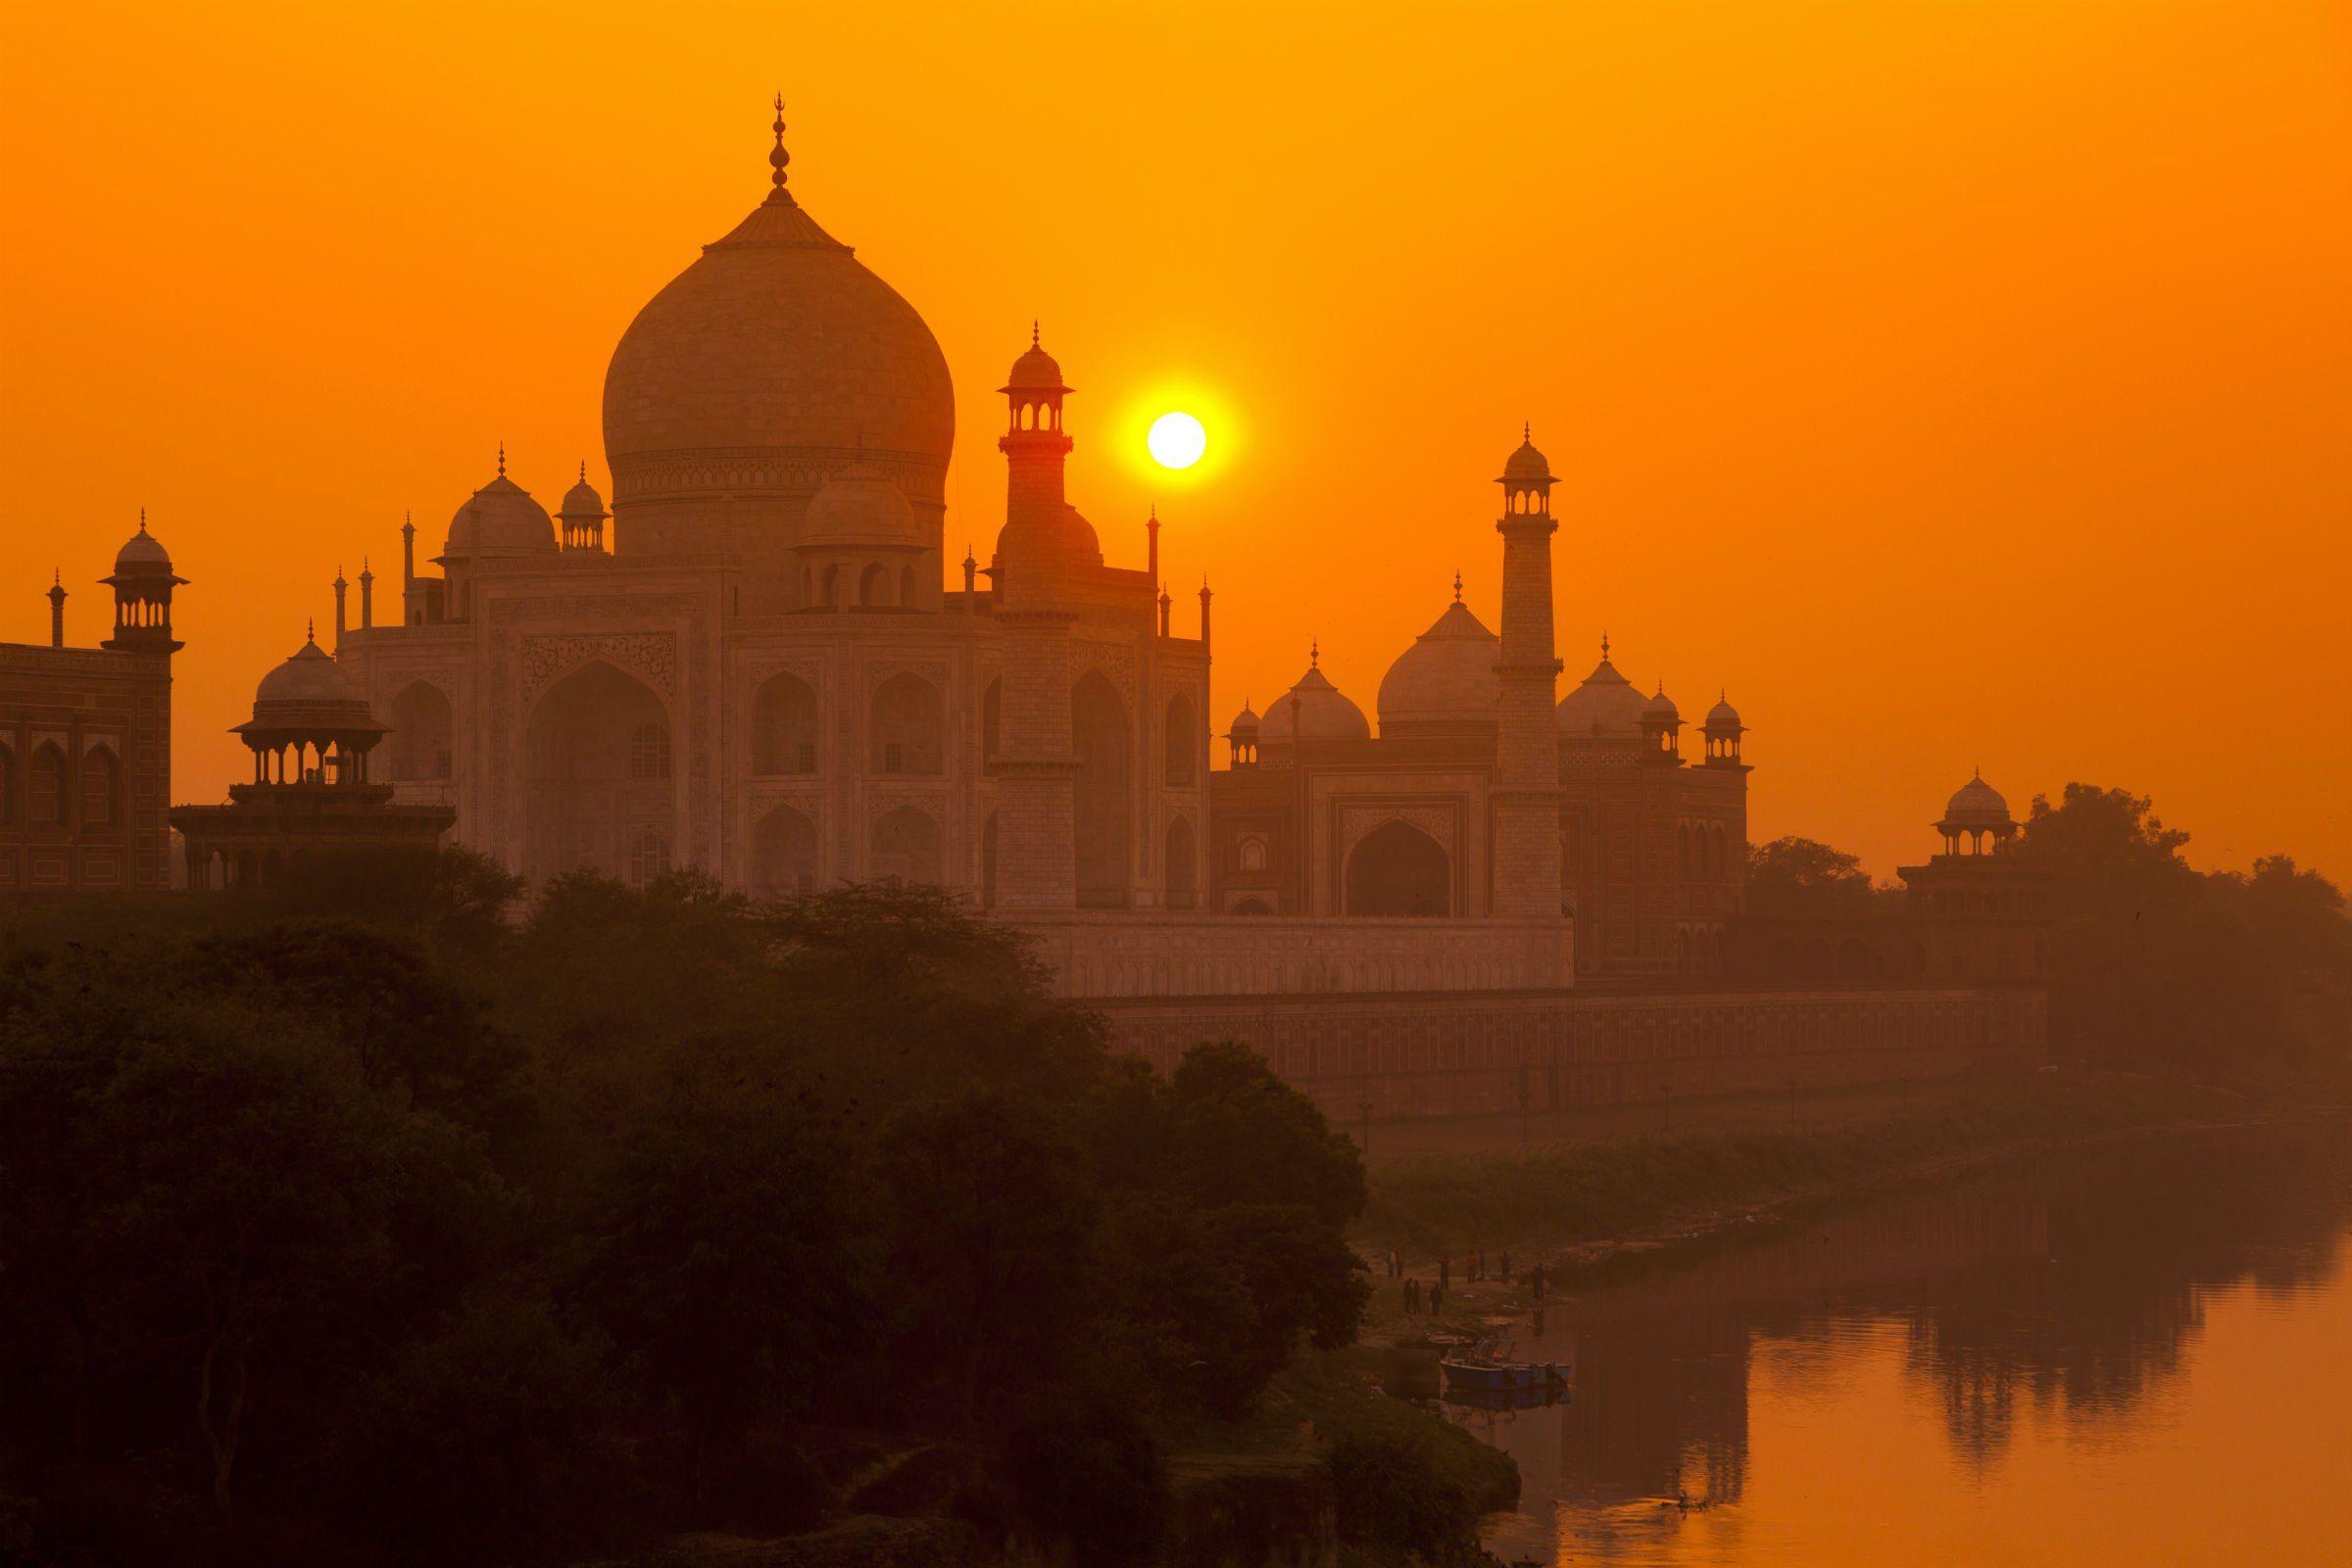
[1439,1339,1569,1396]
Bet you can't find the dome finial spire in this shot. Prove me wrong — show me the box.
[138,507,148,533]
[768,92,790,195]
[305,617,316,645]
[1524,419,1532,442]
[1309,637,1320,669]
[1453,567,1463,602]
[1031,318,1041,350]
[1600,630,1610,661]
[497,441,506,478]
[579,459,587,482]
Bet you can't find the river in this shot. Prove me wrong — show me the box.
[1446,1122,2352,1566]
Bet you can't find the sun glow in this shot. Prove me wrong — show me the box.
[1147,411,1207,469]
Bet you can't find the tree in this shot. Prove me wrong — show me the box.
[1741,836,1889,917]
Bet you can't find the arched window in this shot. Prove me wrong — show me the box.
[980,677,1002,773]
[858,563,894,609]
[390,682,454,780]
[1164,692,1197,787]
[80,746,119,827]
[821,564,840,608]
[629,719,671,781]
[0,745,13,825]
[900,564,917,609]
[1165,817,1197,909]
[751,672,819,774]
[627,830,670,887]
[869,673,944,775]
[1230,897,1274,916]
[1237,835,1267,872]
[28,744,65,826]
[1714,825,1729,876]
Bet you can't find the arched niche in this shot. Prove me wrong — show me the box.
[870,672,944,775]
[1072,669,1131,908]
[390,682,454,781]
[870,804,942,885]
[752,672,819,775]
[524,660,674,885]
[1165,816,1197,909]
[1164,692,1197,787]
[750,805,819,900]
[1344,818,1450,917]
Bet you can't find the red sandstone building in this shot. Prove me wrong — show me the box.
[0,520,183,894]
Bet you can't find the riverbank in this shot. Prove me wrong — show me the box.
[1352,1069,2344,1337]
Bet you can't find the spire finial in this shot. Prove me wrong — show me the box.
[1309,638,1320,668]
[1453,568,1463,602]
[1031,318,1041,349]
[1149,503,1158,523]
[53,567,61,587]
[579,459,587,482]
[769,93,790,194]
[306,617,316,645]
[497,441,506,477]
[138,507,148,533]
[362,555,370,574]
[1600,631,1611,660]
[1524,419,1532,443]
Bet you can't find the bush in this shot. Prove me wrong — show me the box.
[1003,1387,1168,1568]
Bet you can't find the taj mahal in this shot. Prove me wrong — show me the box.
[7,103,2051,1117]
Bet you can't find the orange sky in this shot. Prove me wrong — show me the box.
[4,1,2347,878]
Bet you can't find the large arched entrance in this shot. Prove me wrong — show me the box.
[1072,669,1130,908]
[1344,819,1450,916]
[750,805,819,900]
[524,661,673,884]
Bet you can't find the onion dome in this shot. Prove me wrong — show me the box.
[1377,591,1499,734]
[1556,636,1650,738]
[113,512,175,573]
[1262,649,1371,745]
[1501,426,1551,483]
[1942,772,2013,827]
[797,462,922,549]
[236,628,385,737]
[1643,684,1681,725]
[1229,700,1261,739]
[558,464,608,521]
[443,455,556,557]
[601,104,954,524]
[1002,322,1068,394]
[1705,692,1743,734]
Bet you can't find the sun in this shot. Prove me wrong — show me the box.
[1147,411,1207,470]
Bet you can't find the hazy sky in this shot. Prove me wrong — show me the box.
[4,1,2346,877]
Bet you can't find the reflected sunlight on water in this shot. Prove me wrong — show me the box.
[1453,1126,2352,1567]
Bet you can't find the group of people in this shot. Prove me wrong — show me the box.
[1381,1247,1550,1315]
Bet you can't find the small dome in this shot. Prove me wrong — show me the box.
[113,517,173,572]
[798,464,922,549]
[1229,701,1260,737]
[1262,663,1371,745]
[1002,327,1068,393]
[1377,598,1498,733]
[1502,431,1551,482]
[444,473,556,556]
[559,468,608,519]
[1556,642,1649,738]
[1643,685,1681,725]
[1705,694,1743,733]
[255,635,365,707]
[1943,773,2013,827]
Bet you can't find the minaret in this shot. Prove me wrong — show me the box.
[401,511,417,622]
[47,571,66,648]
[1492,427,1565,922]
[101,511,186,655]
[333,565,349,646]
[358,559,374,629]
[989,326,1087,908]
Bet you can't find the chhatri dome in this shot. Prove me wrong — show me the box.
[601,97,954,533]
[113,513,174,572]
[1262,644,1371,745]
[798,459,922,550]
[1556,635,1650,738]
[441,448,556,558]
[244,628,375,720]
[1377,575,1499,735]
[1942,771,2013,828]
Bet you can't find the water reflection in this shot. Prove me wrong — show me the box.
[1460,1124,2352,1565]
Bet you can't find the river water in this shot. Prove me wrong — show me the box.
[1447,1122,2352,1566]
